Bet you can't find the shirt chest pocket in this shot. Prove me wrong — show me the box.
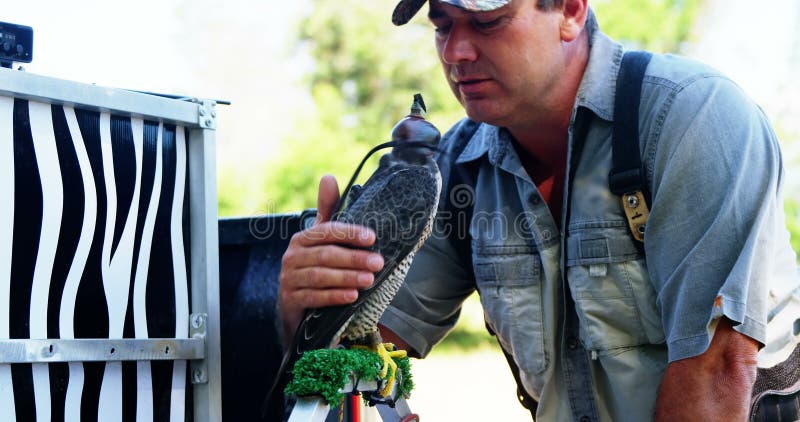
[472,241,548,374]
[566,223,665,352]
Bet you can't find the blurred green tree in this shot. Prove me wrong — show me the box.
[592,0,702,52]
[252,0,463,215]
[786,199,800,255]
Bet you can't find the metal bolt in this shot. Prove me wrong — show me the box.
[626,194,639,209]
[205,118,214,127]
[211,110,217,118]
[199,107,206,116]
[191,314,205,329]
[192,369,205,383]
[637,224,646,235]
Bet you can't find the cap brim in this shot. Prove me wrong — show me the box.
[446,0,510,12]
[392,0,509,26]
[392,0,427,26]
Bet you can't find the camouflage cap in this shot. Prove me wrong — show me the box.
[392,0,510,25]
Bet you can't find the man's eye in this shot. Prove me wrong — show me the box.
[474,17,504,31]
[433,22,451,35]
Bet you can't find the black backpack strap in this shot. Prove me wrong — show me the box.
[609,50,653,242]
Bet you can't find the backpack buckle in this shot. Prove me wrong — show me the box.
[620,190,649,242]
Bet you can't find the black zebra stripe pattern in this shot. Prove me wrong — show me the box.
[0,97,191,422]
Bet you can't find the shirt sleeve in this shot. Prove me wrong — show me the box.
[644,73,798,362]
[379,226,476,358]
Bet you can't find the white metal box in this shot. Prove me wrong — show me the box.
[0,67,222,421]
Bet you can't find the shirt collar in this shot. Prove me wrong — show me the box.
[454,125,532,181]
[455,123,493,164]
[574,29,624,122]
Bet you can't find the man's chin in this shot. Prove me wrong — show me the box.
[463,102,506,127]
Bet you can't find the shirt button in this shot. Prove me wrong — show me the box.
[567,337,578,350]
[528,193,540,205]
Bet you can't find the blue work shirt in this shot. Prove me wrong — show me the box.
[380,18,800,422]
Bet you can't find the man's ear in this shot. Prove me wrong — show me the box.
[559,0,588,42]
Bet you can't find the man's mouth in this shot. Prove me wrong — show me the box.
[450,66,490,84]
[457,78,489,85]
[455,78,492,96]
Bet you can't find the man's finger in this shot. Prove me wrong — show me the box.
[283,243,384,272]
[285,268,375,290]
[290,222,376,248]
[285,288,360,310]
[315,174,340,224]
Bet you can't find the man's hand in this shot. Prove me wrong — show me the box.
[655,317,758,421]
[277,175,385,341]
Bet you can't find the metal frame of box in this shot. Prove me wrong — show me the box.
[0,67,222,421]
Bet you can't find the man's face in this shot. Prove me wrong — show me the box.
[428,0,566,128]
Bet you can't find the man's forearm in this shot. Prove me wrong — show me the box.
[655,318,758,421]
[655,356,755,420]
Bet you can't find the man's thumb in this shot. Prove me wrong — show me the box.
[315,174,340,224]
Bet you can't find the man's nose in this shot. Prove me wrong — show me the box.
[440,26,478,64]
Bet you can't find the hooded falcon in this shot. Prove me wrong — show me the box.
[262,94,442,418]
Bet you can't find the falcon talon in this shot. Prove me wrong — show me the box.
[350,342,407,397]
[376,342,408,397]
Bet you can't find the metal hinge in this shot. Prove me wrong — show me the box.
[189,312,209,384]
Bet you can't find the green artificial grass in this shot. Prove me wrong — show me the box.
[284,348,414,406]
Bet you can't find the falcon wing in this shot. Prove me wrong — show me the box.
[296,165,440,352]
